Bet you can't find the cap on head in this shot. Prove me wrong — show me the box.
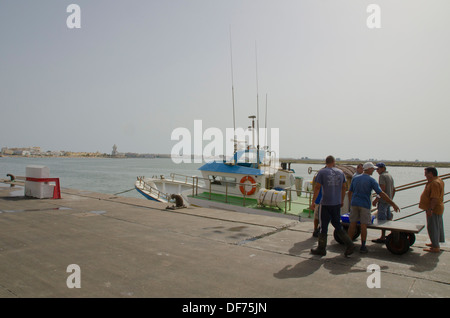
[363,162,378,171]
[376,162,386,169]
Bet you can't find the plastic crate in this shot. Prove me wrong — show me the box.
[341,213,375,224]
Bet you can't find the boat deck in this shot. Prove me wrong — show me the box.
[188,191,313,218]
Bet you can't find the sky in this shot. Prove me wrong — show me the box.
[1,0,449,162]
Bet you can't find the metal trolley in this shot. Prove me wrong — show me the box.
[334,216,425,255]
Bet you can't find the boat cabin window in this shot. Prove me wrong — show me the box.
[208,175,237,186]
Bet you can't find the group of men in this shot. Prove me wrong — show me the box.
[310,155,445,257]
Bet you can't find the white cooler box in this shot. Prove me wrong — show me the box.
[25,165,56,199]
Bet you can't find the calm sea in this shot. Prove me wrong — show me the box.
[1,157,449,236]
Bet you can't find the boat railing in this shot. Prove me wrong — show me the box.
[169,173,201,185]
[186,175,257,205]
[136,176,171,202]
[186,175,313,213]
[197,179,260,206]
[142,171,449,217]
[142,172,318,213]
[139,173,315,214]
[282,186,314,214]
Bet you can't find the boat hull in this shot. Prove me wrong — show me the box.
[135,174,312,218]
[134,184,164,202]
[135,177,194,204]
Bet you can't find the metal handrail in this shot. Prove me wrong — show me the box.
[169,173,200,185]
[193,178,259,207]
[137,177,171,201]
[141,173,313,213]
[189,179,313,213]
[281,186,314,213]
[395,173,450,192]
[371,175,450,220]
[395,198,450,221]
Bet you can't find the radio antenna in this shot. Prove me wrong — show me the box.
[229,26,237,157]
[265,93,268,149]
[255,42,260,168]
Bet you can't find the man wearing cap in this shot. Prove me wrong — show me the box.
[347,162,400,253]
[372,162,396,243]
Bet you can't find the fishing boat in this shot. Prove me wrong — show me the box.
[135,112,357,218]
[136,147,303,215]
[135,143,358,218]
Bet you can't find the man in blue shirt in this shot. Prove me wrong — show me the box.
[348,162,400,253]
[311,155,354,256]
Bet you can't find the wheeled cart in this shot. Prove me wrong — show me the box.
[334,216,425,255]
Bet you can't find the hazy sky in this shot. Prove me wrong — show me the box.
[1,0,449,161]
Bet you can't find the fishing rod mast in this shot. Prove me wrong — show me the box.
[229,26,237,159]
[265,93,268,150]
[255,42,260,169]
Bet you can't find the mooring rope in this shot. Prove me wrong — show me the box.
[113,188,136,195]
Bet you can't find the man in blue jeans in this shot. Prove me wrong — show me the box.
[310,155,354,256]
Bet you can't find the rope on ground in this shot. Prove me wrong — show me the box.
[113,188,135,195]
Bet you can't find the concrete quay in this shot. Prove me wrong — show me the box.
[0,182,449,298]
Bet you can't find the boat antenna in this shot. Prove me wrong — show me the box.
[229,26,237,159]
[255,42,260,169]
[265,93,268,150]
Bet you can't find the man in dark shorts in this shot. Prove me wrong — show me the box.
[348,162,400,253]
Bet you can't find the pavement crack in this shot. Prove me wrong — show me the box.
[235,222,297,246]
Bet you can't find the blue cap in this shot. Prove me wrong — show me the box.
[376,162,386,168]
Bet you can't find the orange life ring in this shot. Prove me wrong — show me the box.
[239,176,257,196]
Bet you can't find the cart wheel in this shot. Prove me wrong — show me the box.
[334,224,360,244]
[386,232,410,255]
[407,233,416,246]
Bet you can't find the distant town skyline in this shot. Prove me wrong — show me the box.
[2,145,449,166]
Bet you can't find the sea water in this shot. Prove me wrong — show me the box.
[1,156,449,235]
[0,157,202,198]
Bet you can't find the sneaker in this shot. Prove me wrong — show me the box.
[360,246,368,254]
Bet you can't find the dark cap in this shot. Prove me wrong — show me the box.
[376,162,386,168]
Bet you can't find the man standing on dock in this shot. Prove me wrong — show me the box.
[347,162,400,253]
[419,167,445,253]
[372,162,396,243]
[310,155,354,257]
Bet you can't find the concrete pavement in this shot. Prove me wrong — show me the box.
[0,182,449,298]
